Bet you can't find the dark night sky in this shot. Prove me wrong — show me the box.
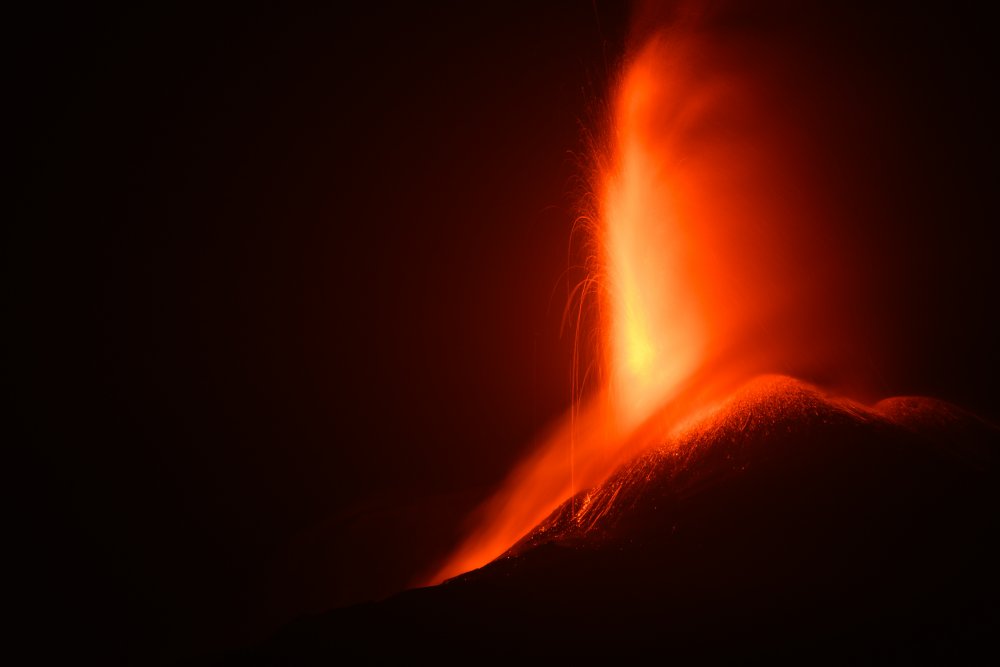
[19,2,999,662]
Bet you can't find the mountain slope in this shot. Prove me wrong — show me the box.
[237,376,1000,662]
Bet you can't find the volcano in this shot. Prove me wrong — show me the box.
[235,376,999,661]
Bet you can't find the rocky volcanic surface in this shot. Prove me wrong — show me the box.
[234,376,999,662]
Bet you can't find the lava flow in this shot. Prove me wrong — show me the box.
[428,3,884,585]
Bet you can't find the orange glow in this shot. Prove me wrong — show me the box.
[427,7,880,585]
[602,47,704,429]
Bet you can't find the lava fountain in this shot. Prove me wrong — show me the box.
[428,3,882,585]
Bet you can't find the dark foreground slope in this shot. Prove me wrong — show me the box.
[235,377,1000,662]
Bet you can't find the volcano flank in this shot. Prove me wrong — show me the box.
[237,377,1000,661]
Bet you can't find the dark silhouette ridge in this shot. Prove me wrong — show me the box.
[233,376,1000,662]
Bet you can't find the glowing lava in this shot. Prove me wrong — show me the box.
[601,44,704,430]
[428,4,878,585]
[427,38,715,585]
